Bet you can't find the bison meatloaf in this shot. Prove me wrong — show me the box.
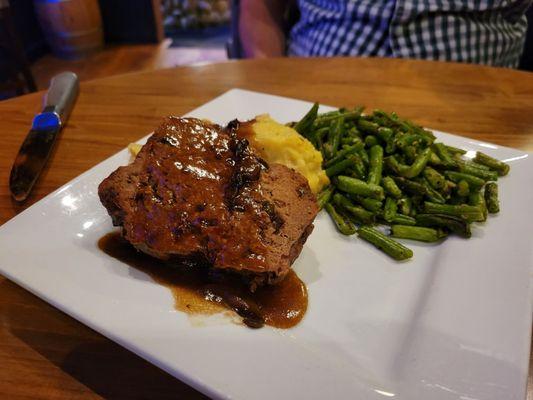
[98,117,318,289]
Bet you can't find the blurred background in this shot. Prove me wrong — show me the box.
[0,0,230,100]
[0,0,531,101]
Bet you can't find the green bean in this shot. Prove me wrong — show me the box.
[372,109,404,129]
[375,126,393,141]
[473,152,510,176]
[445,145,466,155]
[325,157,354,177]
[317,187,334,210]
[314,108,362,128]
[449,195,468,205]
[391,225,445,242]
[352,196,383,212]
[357,119,380,135]
[442,180,456,196]
[311,126,329,149]
[380,112,411,133]
[395,133,423,150]
[350,154,367,180]
[323,143,363,167]
[357,226,413,261]
[484,182,500,213]
[315,109,343,120]
[341,136,362,146]
[346,126,361,138]
[365,135,379,148]
[433,143,457,168]
[455,158,491,171]
[333,193,374,224]
[383,197,397,222]
[403,145,418,164]
[399,148,431,178]
[415,213,471,238]
[376,127,396,153]
[357,147,369,167]
[392,177,428,197]
[445,145,467,155]
[428,150,443,167]
[397,197,413,216]
[468,191,488,221]
[385,155,409,176]
[421,178,446,204]
[346,168,362,180]
[408,123,436,143]
[444,171,485,189]
[391,214,417,225]
[294,102,319,138]
[456,180,470,197]
[295,105,510,261]
[423,167,446,191]
[424,202,485,222]
[329,116,345,156]
[457,162,498,182]
[367,145,384,185]
[337,176,384,200]
[381,176,402,199]
[325,203,357,235]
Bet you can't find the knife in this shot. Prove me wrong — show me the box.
[9,72,79,202]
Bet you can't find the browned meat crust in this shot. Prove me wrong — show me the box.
[98,117,318,289]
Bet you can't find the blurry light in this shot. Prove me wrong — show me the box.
[61,194,78,211]
[82,220,94,230]
[476,142,498,149]
[502,154,528,163]
[374,389,395,397]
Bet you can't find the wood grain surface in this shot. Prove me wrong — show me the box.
[0,57,531,399]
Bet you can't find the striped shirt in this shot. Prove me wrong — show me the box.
[288,0,531,68]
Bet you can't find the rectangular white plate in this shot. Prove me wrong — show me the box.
[0,89,531,400]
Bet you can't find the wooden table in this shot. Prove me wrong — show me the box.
[0,58,531,399]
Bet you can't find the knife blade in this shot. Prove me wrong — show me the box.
[9,72,79,202]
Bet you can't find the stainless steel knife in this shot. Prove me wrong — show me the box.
[9,72,79,202]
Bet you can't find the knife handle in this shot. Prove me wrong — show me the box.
[44,72,79,125]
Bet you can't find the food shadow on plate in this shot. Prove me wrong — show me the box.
[291,245,321,285]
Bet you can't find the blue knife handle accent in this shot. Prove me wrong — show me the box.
[32,109,61,130]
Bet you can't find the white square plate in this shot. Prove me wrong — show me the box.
[0,89,531,399]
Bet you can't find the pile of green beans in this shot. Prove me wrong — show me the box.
[295,104,510,261]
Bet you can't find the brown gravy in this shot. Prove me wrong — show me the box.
[98,232,308,329]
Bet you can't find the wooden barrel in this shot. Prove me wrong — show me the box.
[34,0,104,59]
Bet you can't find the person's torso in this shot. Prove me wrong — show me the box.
[288,0,530,67]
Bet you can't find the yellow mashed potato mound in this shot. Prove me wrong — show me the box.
[251,114,329,193]
[129,115,329,194]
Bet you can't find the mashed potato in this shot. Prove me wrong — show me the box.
[251,115,329,193]
[129,115,329,194]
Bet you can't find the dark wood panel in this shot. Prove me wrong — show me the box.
[98,0,162,43]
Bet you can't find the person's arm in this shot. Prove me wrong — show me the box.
[239,0,290,58]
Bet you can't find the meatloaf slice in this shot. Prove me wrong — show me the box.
[98,117,318,288]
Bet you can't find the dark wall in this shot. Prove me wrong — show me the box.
[98,0,160,43]
[7,0,160,60]
[519,6,533,71]
[8,0,48,61]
